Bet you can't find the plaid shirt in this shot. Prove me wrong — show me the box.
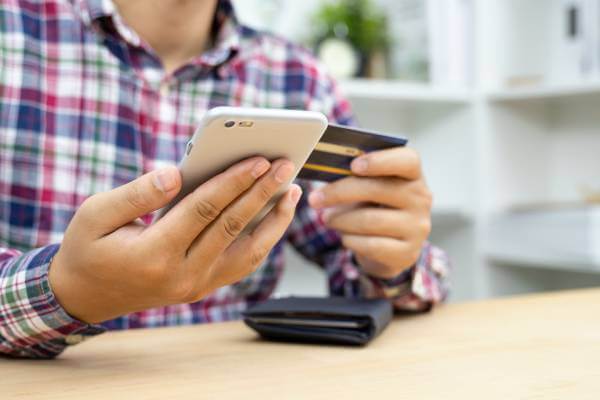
[0,0,449,359]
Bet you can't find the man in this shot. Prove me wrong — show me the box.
[0,0,449,359]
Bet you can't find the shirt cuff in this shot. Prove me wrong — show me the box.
[356,243,450,312]
[0,244,106,359]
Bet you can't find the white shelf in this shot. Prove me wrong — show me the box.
[344,79,600,103]
[432,207,472,225]
[488,252,600,273]
[486,207,600,273]
[486,81,600,102]
[340,79,473,104]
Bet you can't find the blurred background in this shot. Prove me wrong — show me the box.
[233,0,600,302]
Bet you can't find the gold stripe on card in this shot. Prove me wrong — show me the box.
[314,142,364,157]
[303,163,352,176]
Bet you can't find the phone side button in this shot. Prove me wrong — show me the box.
[186,142,194,156]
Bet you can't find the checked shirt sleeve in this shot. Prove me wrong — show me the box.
[0,245,105,359]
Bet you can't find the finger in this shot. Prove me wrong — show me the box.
[318,203,360,224]
[323,207,416,239]
[308,176,407,209]
[77,166,182,236]
[148,156,271,249]
[341,234,420,271]
[205,184,302,289]
[351,147,422,180]
[186,159,295,259]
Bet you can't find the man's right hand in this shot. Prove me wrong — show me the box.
[48,157,300,324]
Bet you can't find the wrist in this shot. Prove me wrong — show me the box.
[353,253,415,299]
[355,253,412,280]
[48,249,105,324]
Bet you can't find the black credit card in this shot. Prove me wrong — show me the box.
[297,124,408,182]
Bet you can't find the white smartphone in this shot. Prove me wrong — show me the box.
[156,107,328,230]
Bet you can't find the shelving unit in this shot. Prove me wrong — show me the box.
[341,0,600,301]
[236,0,600,301]
[473,0,600,298]
[488,252,600,273]
[340,79,473,104]
[486,81,600,102]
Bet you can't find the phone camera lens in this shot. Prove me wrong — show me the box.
[224,120,235,128]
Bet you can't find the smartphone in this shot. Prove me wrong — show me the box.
[156,107,328,230]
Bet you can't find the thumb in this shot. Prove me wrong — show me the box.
[83,166,181,235]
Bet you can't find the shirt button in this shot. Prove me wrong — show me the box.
[65,334,84,345]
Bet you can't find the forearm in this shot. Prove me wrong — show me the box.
[0,245,105,359]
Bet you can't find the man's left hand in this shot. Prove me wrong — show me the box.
[308,147,432,279]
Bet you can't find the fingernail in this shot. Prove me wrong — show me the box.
[287,185,302,207]
[275,162,294,183]
[351,157,368,174]
[308,190,325,208]
[153,168,178,193]
[252,159,270,178]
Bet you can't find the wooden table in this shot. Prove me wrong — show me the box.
[3,289,600,399]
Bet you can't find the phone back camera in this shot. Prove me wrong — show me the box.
[224,120,235,128]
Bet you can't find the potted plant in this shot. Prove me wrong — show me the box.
[311,0,391,79]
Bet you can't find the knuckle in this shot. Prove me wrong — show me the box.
[74,196,97,223]
[414,180,432,198]
[417,217,432,239]
[256,183,274,203]
[405,149,422,177]
[222,213,246,239]
[249,245,269,268]
[169,280,197,304]
[423,188,434,209]
[125,183,149,210]
[192,198,221,223]
[79,195,96,211]
[408,181,432,209]
[407,148,421,165]
[230,172,251,194]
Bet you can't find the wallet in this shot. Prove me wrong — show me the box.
[243,297,393,346]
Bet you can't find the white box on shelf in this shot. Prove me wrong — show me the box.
[487,207,600,271]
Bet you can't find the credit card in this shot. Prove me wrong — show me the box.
[297,124,408,182]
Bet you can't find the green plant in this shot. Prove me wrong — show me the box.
[312,0,390,56]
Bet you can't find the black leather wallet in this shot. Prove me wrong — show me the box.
[243,297,393,346]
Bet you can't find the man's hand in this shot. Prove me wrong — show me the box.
[49,157,301,324]
[308,147,432,279]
